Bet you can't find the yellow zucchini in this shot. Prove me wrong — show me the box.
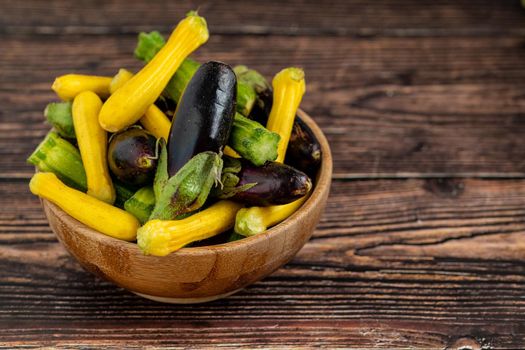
[52,74,112,101]
[235,195,308,236]
[110,68,171,140]
[109,69,134,94]
[137,200,243,256]
[30,172,139,241]
[72,91,116,204]
[266,67,306,163]
[99,12,209,132]
[140,106,171,140]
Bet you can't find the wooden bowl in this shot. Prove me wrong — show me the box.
[41,110,332,303]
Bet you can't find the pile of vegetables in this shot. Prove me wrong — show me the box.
[28,11,322,256]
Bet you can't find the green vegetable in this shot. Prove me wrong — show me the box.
[235,83,257,117]
[124,186,155,224]
[44,101,76,139]
[113,180,135,208]
[228,231,245,242]
[165,58,201,104]
[149,141,222,220]
[28,131,86,191]
[234,65,271,94]
[27,131,134,207]
[230,113,280,166]
[135,31,256,116]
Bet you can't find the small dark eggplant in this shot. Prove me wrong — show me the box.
[285,117,322,177]
[167,61,237,176]
[107,127,158,187]
[215,157,312,206]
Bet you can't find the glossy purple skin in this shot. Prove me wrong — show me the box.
[285,117,322,177]
[232,160,312,206]
[107,128,158,187]
[167,61,237,176]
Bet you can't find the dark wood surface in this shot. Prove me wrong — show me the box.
[1,1,525,348]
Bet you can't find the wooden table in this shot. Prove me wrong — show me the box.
[2,1,525,348]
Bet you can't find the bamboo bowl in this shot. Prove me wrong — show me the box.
[41,110,332,303]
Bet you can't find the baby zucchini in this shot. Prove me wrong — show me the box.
[72,91,115,204]
[138,200,243,256]
[30,172,139,241]
[99,12,209,132]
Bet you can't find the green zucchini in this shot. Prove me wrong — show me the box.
[124,186,155,224]
[230,113,280,166]
[44,101,76,139]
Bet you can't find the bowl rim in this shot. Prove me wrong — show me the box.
[44,109,332,256]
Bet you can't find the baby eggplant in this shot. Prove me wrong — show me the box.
[107,127,158,187]
[285,117,322,177]
[167,61,237,176]
[215,157,312,206]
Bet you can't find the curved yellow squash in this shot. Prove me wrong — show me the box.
[137,201,243,256]
[99,12,209,132]
[72,91,116,204]
[30,173,139,241]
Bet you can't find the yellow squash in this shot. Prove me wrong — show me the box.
[266,67,306,163]
[234,195,308,236]
[110,68,171,140]
[72,91,115,204]
[99,12,209,132]
[52,74,112,101]
[137,201,243,256]
[30,172,139,241]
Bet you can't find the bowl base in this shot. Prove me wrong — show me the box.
[133,288,242,304]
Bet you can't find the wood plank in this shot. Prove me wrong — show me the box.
[1,178,524,347]
[1,0,525,36]
[1,35,525,178]
[0,321,523,349]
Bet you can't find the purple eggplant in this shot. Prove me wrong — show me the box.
[215,157,312,206]
[107,127,158,187]
[167,61,237,176]
[149,61,237,220]
[285,117,322,177]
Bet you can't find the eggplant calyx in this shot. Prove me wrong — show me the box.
[212,157,257,199]
[149,142,223,220]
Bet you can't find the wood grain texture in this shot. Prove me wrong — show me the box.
[1,0,525,36]
[2,35,525,178]
[2,0,525,348]
[1,179,525,347]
